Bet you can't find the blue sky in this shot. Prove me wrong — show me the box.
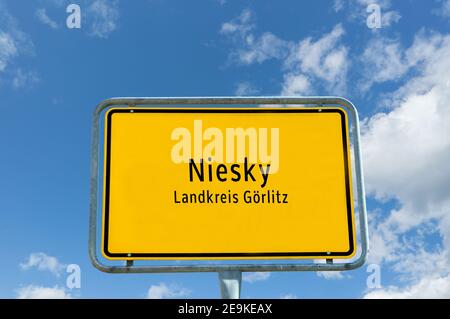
[1,0,450,298]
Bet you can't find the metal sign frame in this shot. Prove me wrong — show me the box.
[89,96,369,274]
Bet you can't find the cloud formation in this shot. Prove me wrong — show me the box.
[12,68,39,89]
[220,9,290,65]
[16,285,71,299]
[364,275,450,299]
[282,24,348,95]
[86,0,120,38]
[20,252,66,277]
[36,8,58,29]
[146,283,191,299]
[235,81,258,96]
[221,11,349,95]
[0,2,35,84]
[242,272,271,283]
[361,30,450,297]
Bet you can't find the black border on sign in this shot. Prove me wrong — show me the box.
[103,108,354,258]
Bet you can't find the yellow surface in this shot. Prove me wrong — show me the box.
[101,107,356,260]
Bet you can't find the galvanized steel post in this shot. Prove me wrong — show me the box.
[218,271,242,299]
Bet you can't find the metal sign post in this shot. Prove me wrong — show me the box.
[218,271,242,299]
[89,97,369,299]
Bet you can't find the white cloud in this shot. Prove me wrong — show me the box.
[280,293,298,299]
[364,275,450,299]
[444,0,450,17]
[242,272,271,283]
[381,10,401,27]
[0,3,34,77]
[281,73,311,96]
[360,32,445,91]
[356,0,392,6]
[221,9,290,65]
[12,68,39,89]
[20,252,65,276]
[239,32,290,65]
[333,0,344,12]
[316,271,346,280]
[42,0,66,7]
[235,81,258,96]
[221,14,348,95]
[282,24,349,95]
[361,30,450,297]
[220,9,253,35]
[360,37,408,91]
[36,8,58,29]
[16,285,71,299]
[146,283,190,299]
[87,0,119,38]
[435,0,450,18]
[0,31,17,72]
[362,32,450,211]
[362,94,450,209]
[284,24,346,79]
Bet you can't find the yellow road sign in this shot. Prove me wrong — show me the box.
[101,107,356,260]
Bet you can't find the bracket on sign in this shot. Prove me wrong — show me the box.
[88,96,369,299]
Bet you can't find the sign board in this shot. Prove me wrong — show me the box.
[101,107,356,260]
